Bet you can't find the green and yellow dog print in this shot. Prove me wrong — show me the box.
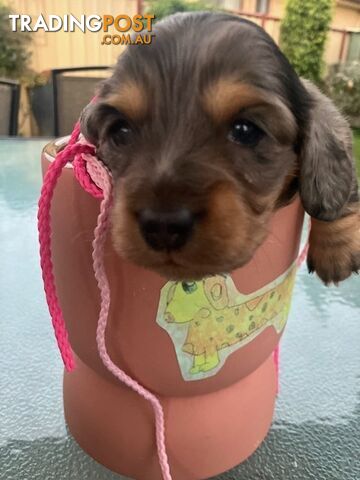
[156,264,297,381]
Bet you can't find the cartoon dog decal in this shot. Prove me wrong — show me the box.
[156,265,297,381]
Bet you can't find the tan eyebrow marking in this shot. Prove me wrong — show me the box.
[202,78,297,142]
[105,82,148,121]
[202,79,268,122]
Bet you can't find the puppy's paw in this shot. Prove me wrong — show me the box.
[307,242,360,284]
[307,210,360,285]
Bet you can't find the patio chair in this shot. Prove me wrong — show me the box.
[0,79,20,136]
[52,66,109,137]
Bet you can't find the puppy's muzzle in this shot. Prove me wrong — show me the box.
[138,208,196,251]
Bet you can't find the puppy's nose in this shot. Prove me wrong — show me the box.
[138,208,195,251]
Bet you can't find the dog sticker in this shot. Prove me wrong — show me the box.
[156,263,297,381]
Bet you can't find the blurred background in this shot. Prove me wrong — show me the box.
[0,0,359,173]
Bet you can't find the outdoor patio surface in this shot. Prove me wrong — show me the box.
[0,138,359,480]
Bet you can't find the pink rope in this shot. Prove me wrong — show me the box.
[88,154,172,480]
[38,122,173,479]
[37,122,94,371]
[273,345,280,394]
[296,240,309,268]
[73,153,103,199]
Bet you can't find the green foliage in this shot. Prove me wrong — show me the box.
[324,62,360,118]
[353,129,360,178]
[325,62,360,177]
[0,3,31,78]
[280,0,333,83]
[146,0,213,22]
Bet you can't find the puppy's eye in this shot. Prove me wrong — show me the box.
[109,119,133,146]
[228,120,264,146]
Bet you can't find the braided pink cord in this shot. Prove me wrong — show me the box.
[87,155,173,480]
[296,240,309,268]
[38,121,173,479]
[38,122,95,371]
[73,154,104,199]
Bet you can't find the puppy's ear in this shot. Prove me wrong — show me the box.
[299,79,358,221]
[80,101,120,147]
[80,102,101,146]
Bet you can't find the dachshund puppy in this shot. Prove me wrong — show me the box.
[81,12,360,284]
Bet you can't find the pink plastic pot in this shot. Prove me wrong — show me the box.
[42,138,304,480]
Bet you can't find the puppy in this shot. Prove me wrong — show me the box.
[81,12,360,284]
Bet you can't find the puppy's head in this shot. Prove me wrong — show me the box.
[81,12,357,280]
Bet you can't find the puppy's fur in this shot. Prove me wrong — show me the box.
[81,12,360,284]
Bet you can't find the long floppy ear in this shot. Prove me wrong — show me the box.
[79,102,101,146]
[80,101,122,147]
[299,79,359,221]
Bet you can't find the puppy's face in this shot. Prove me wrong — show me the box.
[81,13,355,280]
